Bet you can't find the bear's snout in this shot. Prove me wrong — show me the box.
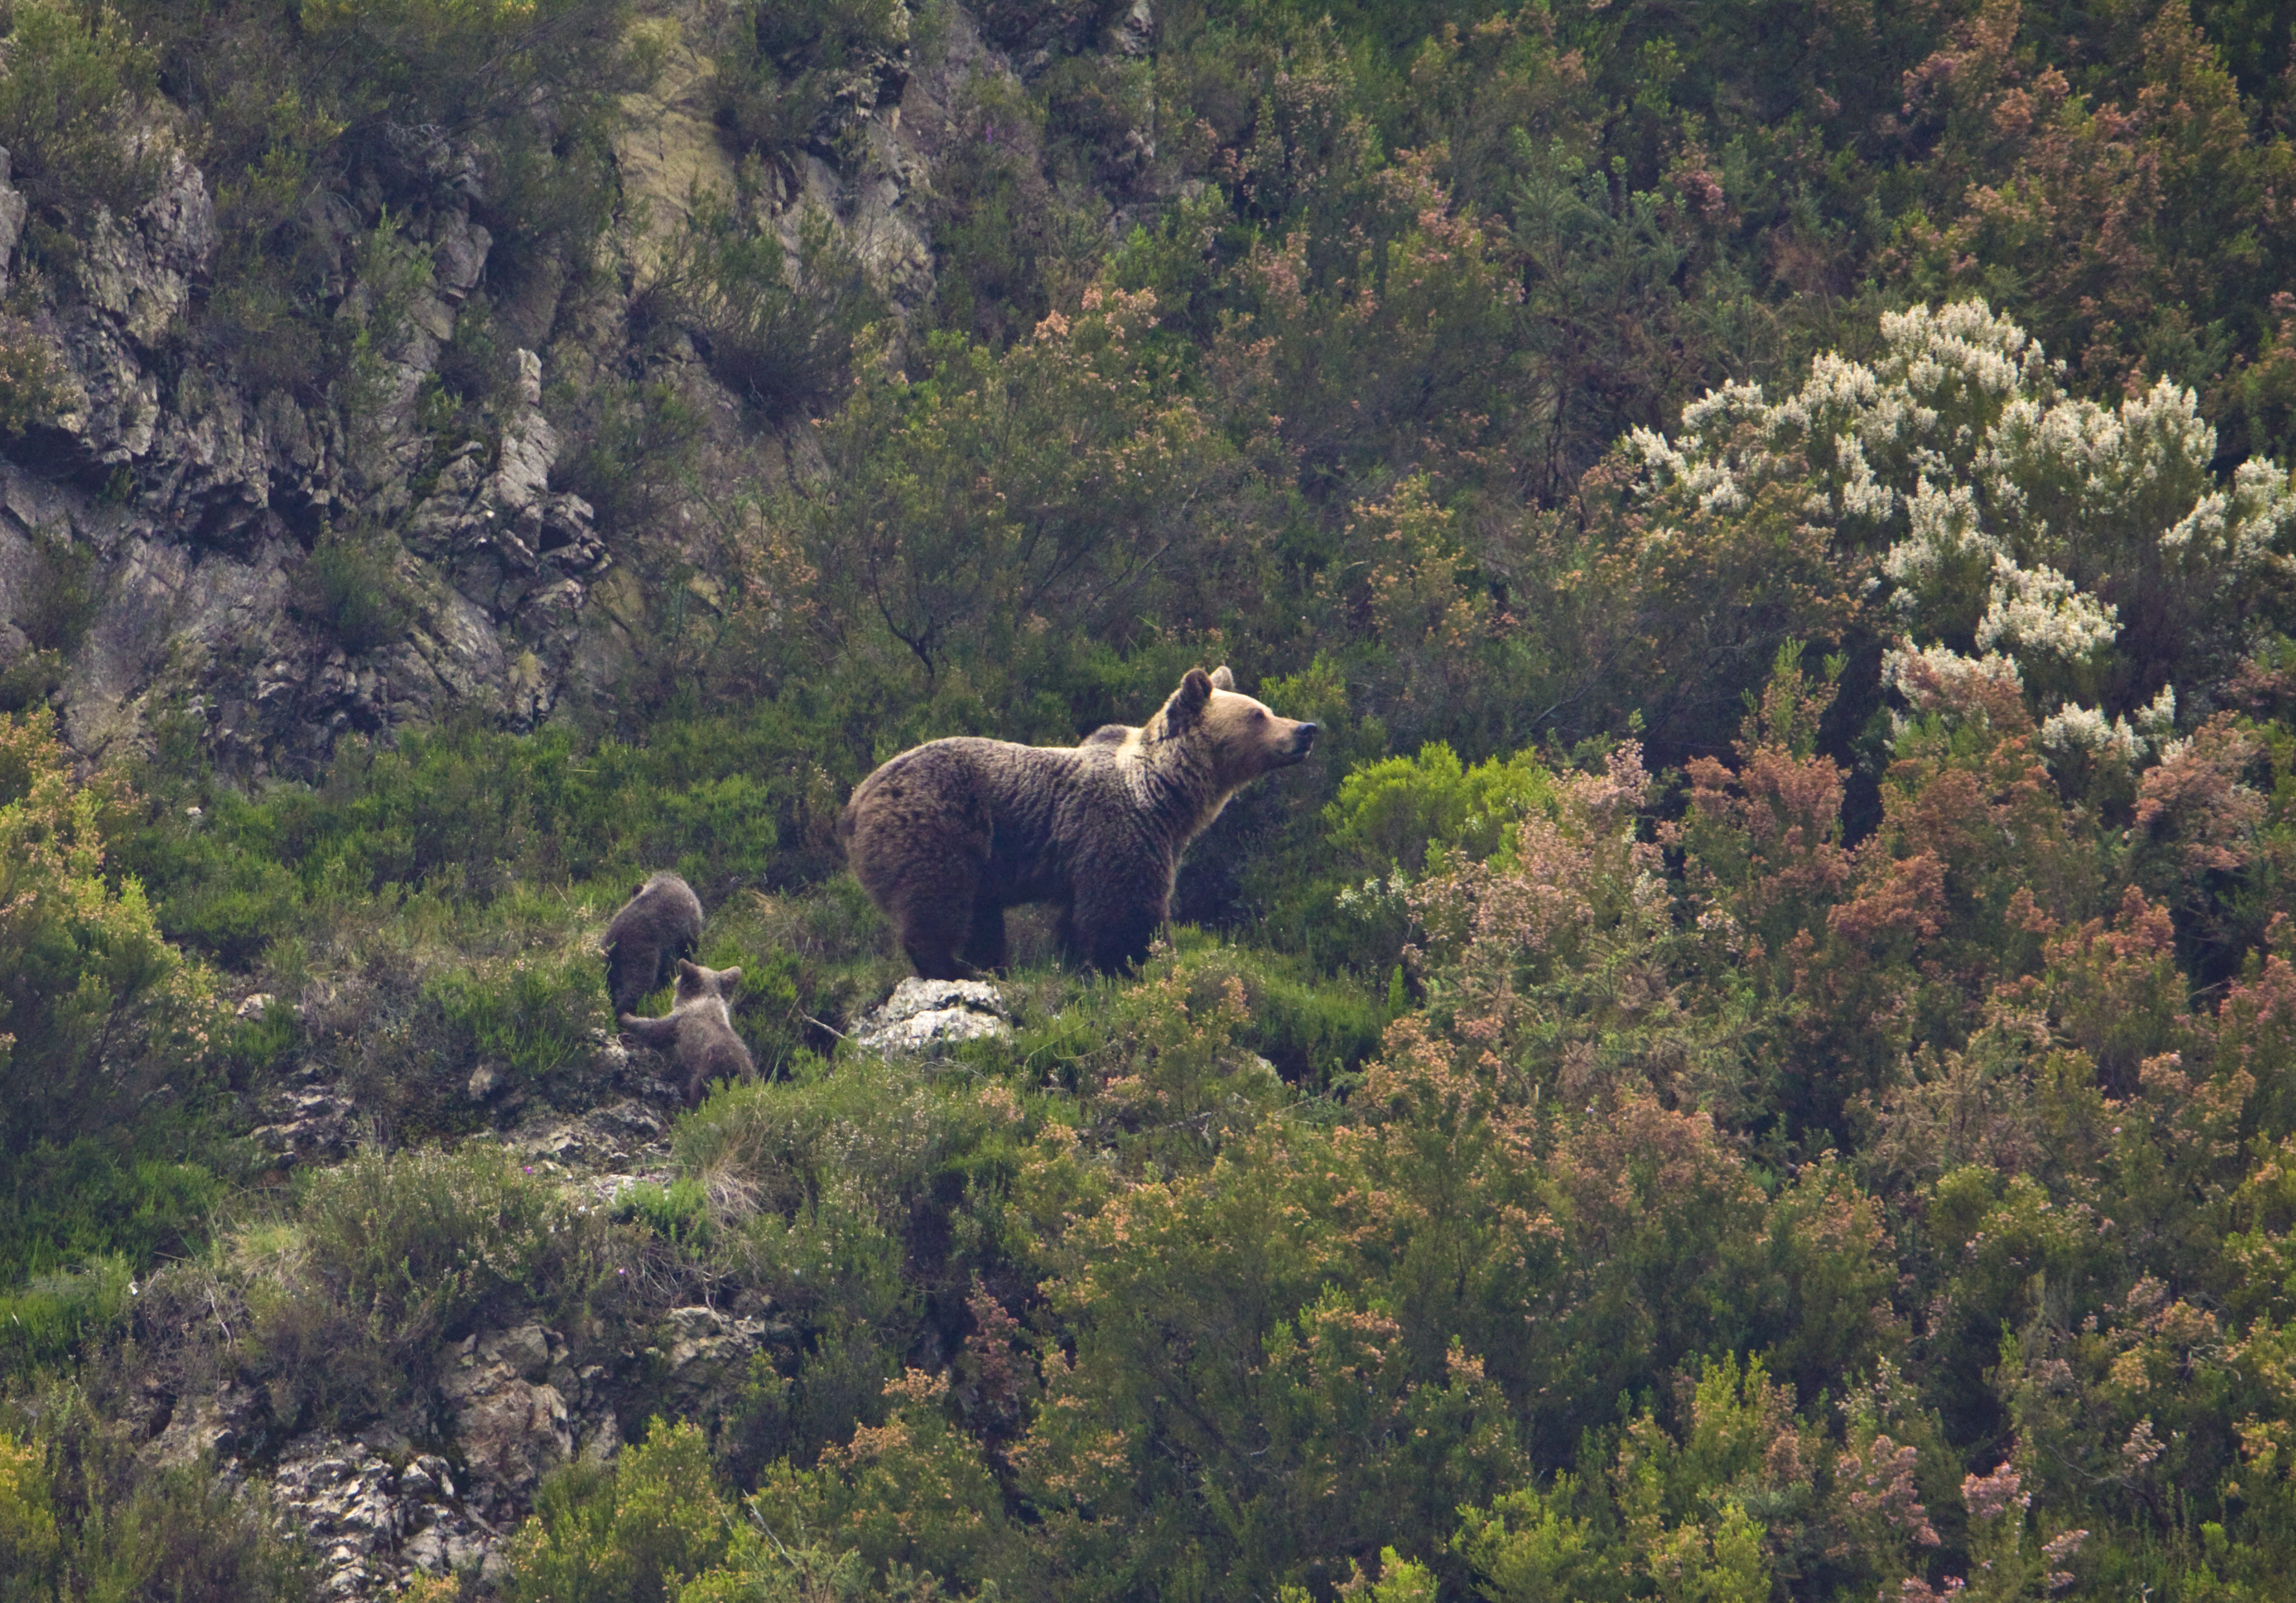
[1282,721,1318,761]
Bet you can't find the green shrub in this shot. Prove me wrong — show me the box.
[74,1457,313,1603]
[638,186,880,418]
[653,774,782,892]
[1,709,224,1156]
[1325,742,1557,875]
[0,1138,221,1285]
[551,377,704,539]
[240,1146,614,1418]
[617,1176,714,1252]
[137,831,303,971]
[503,1419,732,1603]
[0,1258,132,1376]
[1038,51,1154,191]
[920,72,1065,345]
[712,0,908,162]
[426,943,609,1082]
[292,1143,590,1336]
[0,522,98,715]
[0,1430,59,1603]
[748,1368,1014,1593]
[13,523,98,661]
[669,1054,1034,1462]
[296,522,416,659]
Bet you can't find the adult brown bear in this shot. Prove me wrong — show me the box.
[839,666,1317,977]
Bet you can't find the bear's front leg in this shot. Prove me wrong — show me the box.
[964,897,1010,974]
[896,873,985,980]
[618,1013,680,1048]
[1070,880,1164,974]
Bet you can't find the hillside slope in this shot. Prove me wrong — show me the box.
[4,3,2296,1602]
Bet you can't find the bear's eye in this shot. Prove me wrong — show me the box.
[1252,708,1267,722]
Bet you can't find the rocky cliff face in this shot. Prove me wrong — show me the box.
[0,126,622,774]
[0,0,1097,778]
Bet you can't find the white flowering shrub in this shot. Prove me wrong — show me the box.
[1625,301,2296,767]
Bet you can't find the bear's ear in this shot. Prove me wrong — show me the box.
[1168,667,1214,724]
[719,967,742,997]
[631,882,646,901]
[1209,665,1235,691]
[677,958,702,980]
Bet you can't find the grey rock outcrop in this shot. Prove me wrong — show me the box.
[249,1063,357,1170]
[0,148,26,299]
[270,1439,429,1599]
[441,1325,580,1517]
[850,977,1015,1055]
[657,1302,792,1425]
[264,1429,522,1595]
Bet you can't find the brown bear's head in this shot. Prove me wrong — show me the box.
[1158,664,1318,788]
[674,960,742,1005]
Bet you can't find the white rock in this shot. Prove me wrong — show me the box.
[850,978,1015,1056]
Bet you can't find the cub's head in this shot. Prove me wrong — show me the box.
[674,960,742,1005]
[1157,664,1318,788]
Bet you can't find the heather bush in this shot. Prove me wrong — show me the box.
[504,1420,732,1603]
[0,709,225,1157]
[235,1145,616,1420]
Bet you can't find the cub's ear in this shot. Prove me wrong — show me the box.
[718,967,743,997]
[677,958,702,980]
[1209,665,1235,691]
[631,882,646,901]
[1169,667,1214,722]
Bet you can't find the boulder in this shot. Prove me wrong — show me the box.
[850,978,1015,1055]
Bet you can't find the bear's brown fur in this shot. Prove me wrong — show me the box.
[618,960,754,1106]
[603,871,704,1017]
[839,665,1317,977]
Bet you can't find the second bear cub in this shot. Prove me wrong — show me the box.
[620,960,754,1106]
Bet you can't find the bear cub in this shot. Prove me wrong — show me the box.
[839,665,1317,978]
[619,960,754,1107]
[603,871,704,1017]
